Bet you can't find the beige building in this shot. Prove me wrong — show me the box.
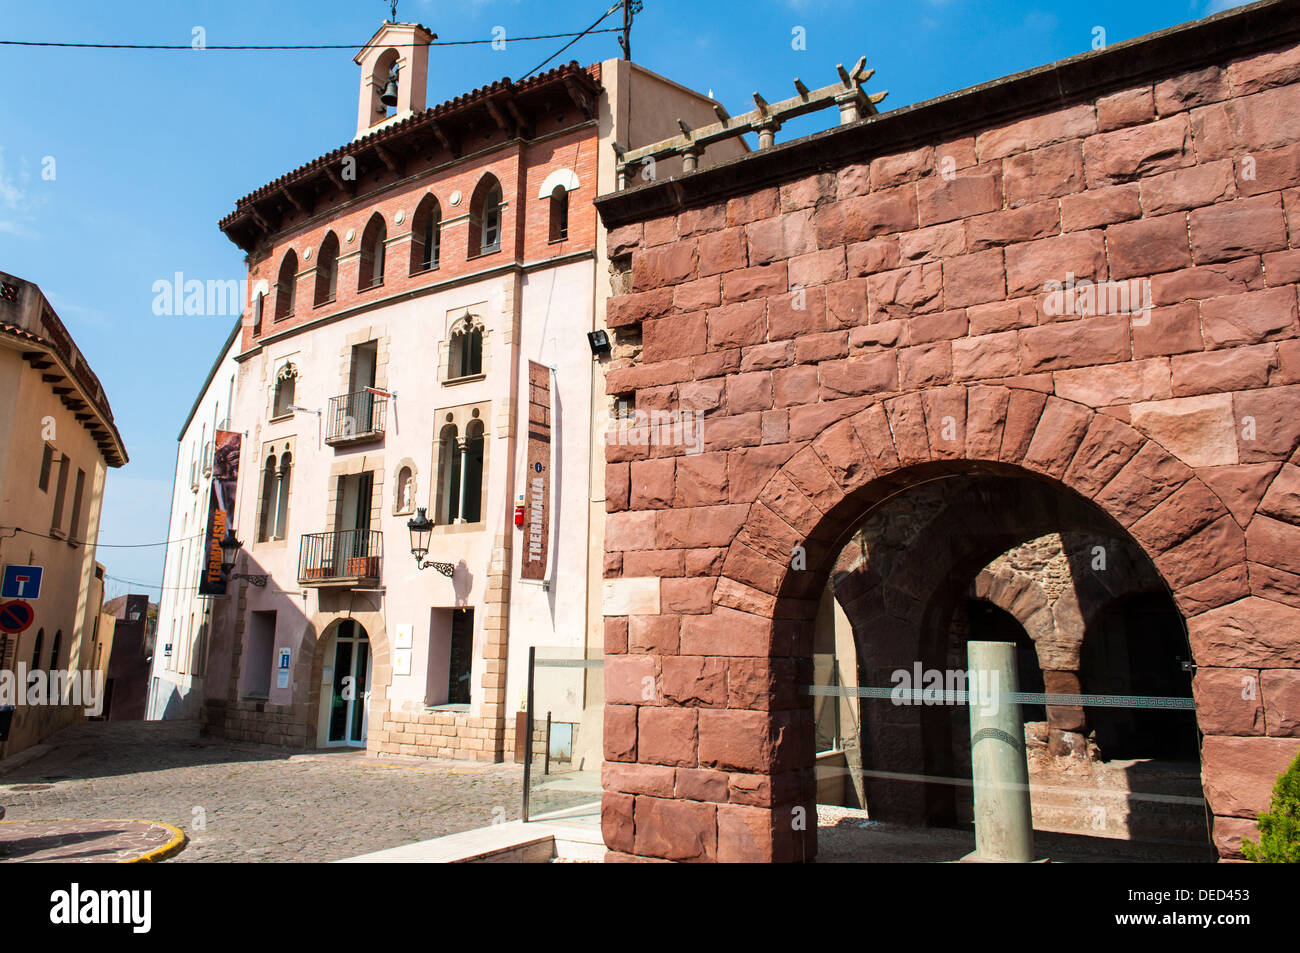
[197,20,742,780]
[0,271,127,757]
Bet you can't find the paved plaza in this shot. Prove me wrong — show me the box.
[0,721,524,862]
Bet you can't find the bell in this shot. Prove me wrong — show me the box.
[380,69,399,108]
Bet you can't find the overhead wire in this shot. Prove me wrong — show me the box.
[0,29,624,51]
[520,2,625,79]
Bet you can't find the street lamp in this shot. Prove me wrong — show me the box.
[218,528,268,587]
[407,508,455,577]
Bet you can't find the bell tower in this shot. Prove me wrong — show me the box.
[354,20,435,139]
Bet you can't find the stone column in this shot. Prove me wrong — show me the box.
[967,640,1034,862]
[455,436,468,523]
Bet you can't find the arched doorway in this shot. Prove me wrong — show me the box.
[318,620,370,747]
[809,464,1211,852]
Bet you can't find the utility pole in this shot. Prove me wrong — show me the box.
[619,0,642,61]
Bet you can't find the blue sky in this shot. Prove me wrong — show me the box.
[0,0,1246,597]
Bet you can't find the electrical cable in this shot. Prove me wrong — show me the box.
[0,29,623,51]
[520,2,624,80]
[0,526,205,548]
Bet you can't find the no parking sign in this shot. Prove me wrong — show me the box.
[0,600,35,635]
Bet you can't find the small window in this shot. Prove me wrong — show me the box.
[273,364,297,418]
[68,469,86,541]
[549,184,569,242]
[49,630,62,670]
[469,175,504,257]
[315,232,339,306]
[359,214,387,290]
[38,443,53,491]
[258,455,277,542]
[275,251,298,320]
[461,420,484,523]
[449,317,484,379]
[275,452,292,540]
[50,454,70,534]
[411,196,442,274]
[252,290,264,335]
[435,425,461,526]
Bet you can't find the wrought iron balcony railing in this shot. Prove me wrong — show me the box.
[324,389,387,445]
[298,529,383,586]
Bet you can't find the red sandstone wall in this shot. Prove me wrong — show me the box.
[600,38,1300,862]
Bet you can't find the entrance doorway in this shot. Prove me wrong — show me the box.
[322,620,370,747]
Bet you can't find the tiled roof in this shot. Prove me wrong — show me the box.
[219,61,600,233]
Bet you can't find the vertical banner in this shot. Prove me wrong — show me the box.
[200,430,242,596]
[522,361,551,581]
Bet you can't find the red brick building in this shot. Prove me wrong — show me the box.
[596,0,1300,861]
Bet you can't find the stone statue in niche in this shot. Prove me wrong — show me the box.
[397,467,413,513]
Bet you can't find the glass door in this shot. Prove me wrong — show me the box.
[327,621,370,746]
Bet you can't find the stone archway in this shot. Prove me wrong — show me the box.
[604,386,1263,862]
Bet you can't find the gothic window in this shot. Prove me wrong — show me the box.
[258,449,293,542]
[448,316,484,379]
[272,363,298,418]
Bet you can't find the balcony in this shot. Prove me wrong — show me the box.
[324,390,387,447]
[298,529,383,588]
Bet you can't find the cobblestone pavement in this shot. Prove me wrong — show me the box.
[0,721,525,862]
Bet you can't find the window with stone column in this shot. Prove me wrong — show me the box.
[432,406,488,527]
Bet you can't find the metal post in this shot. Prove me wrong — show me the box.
[521,646,535,822]
[544,711,552,776]
[966,640,1035,862]
[620,0,632,60]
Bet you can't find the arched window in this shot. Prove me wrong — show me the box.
[272,363,297,418]
[549,184,569,242]
[371,48,400,122]
[30,628,44,672]
[435,424,461,526]
[410,195,441,274]
[461,419,484,523]
[275,452,292,539]
[358,214,387,290]
[315,232,339,306]
[468,175,504,257]
[49,630,62,671]
[275,251,297,320]
[258,455,277,541]
[449,316,484,379]
[252,289,264,335]
[257,450,292,541]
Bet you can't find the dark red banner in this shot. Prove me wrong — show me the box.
[522,361,551,581]
[199,430,242,596]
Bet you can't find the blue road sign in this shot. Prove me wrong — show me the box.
[1,565,43,600]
